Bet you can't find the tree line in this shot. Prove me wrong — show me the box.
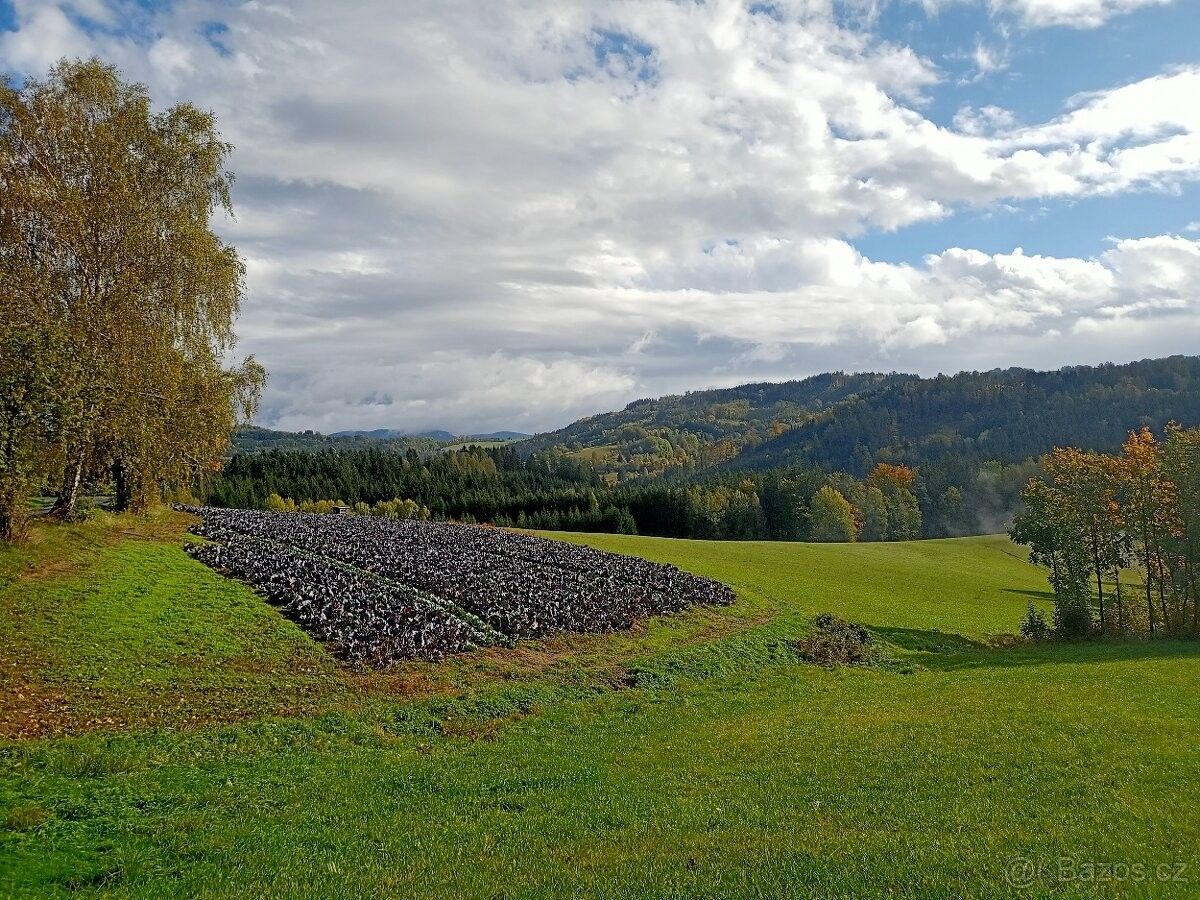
[207,445,606,520]
[0,60,261,541]
[204,444,954,543]
[1011,425,1200,638]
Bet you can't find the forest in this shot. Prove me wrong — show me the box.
[204,441,1042,542]
[200,356,1200,543]
[522,356,1200,480]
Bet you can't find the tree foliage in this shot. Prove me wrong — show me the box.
[208,446,924,544]
[0,59,261,538]
[1011,426,1200,638]
[807,486,859,543]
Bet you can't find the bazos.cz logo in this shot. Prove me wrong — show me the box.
[1003,856,1190,889]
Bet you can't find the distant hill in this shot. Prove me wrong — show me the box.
[521,356,1200,479]
[731,356,1200,475]
[217,356,1200,542]
[470,431,532,441]
[520,371,907,477]
[231,427,445,455]
[233,426,530,455]
[330,428,530,442]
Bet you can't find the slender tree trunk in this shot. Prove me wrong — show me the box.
[0,414,23,543]
[1143,544,1156,635]
[1113,569,1125,633]
[1156,554,1171,633]
[50,451,85,520]
[1192,531,1200,636]
[112,459,130,512]
[1190,561,1200,637]
[0,482,23,544]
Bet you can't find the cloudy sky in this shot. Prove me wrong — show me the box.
[2,0,1198,434]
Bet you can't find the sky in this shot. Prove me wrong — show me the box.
[2,0,1199,435]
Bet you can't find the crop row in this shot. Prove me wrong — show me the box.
[184,506,734,663]
[186,527,496,663]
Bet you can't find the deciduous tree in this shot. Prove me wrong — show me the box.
[808,485,858,543]
[0,58,262,532]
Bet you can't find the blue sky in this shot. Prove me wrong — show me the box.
[1,0,1198,433]
[857,0,1200,263]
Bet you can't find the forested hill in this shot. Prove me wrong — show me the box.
[519,371,910,475]
[733,356,1200,474]
[206,356,1200,543]
[521,356,1200,479]
[231,427,528,455]
[232,427,445,455]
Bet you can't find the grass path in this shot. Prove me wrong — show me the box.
[2,515,1198,898]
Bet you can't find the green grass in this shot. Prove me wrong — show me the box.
[545,530,1049,635]
[2,516,1198,898]
[0,512,358,737]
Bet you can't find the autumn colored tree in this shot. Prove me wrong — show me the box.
[1010,478,1093,636]
[1014,426,1200,638]
[868,463,916,492]
[0,58,262,533]
[1117,428,1171,633]
[1042,448,1130,632]
[1162,424,1200,635]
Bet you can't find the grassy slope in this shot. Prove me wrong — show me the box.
[545,531,1047,636]
[1,517,1198,898]
[0,513,357,738]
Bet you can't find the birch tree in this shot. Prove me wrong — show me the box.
[0,58,261,532]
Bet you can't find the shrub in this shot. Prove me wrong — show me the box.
[265,493,297,512]
[1019,602,1051,641]
[1052,595,1093,638]
[795,613,879,667]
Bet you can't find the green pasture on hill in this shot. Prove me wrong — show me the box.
[1,512,1198,898]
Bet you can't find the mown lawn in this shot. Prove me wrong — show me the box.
[1,515,1198,898]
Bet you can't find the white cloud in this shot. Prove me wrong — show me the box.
[1,0,1197,431]
[953,104,1018,135]
[991,0,1170,28]
[0,2,93,73]
[597,236,1191,353]
[263,352,637,436]
[963,39,1009,82]
[920,0,1171,29]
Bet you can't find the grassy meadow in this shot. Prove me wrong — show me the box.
[2,512,1198,898]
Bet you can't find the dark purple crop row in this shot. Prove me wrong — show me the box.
[183,506,734,664]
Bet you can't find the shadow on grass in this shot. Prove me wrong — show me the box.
[875,627,990,653]
[913,637,1200,672]
[1002,588,1056,603]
